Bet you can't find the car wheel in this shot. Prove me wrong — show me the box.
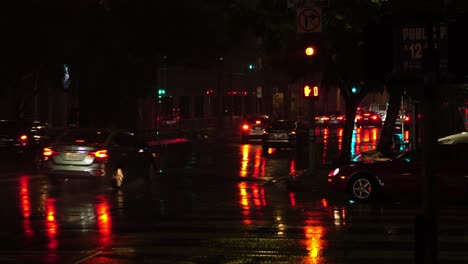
[349,175,378,201]
[112,167,126,189]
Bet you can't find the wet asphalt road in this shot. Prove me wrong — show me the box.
[0,130,468,263]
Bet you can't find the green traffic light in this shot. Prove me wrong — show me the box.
[351,87,357,94]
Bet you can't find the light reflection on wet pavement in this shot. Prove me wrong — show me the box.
[1,127,467,264]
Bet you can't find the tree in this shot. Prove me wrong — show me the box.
[320,0,387,164]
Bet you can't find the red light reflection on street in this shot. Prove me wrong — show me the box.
[289,192,296,207]
[238,182,266,225]
[322,128,329,163]
[45,198,58,250]
[96,195,112,247]
[289,159,295,175]
[338,128,343,150]
[404,130,409,141]
[321,198,328,208]
[252,146,265,178]
[19,176,33,238]
[240,145,265,178]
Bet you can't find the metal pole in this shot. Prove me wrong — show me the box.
[308,99,317,172]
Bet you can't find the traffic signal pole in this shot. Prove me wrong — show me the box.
[308,99,318,173]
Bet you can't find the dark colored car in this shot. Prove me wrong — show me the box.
[0,120,48,155]
[241,114,270,143]
[43,128,158,189]
[262,120,306,154]
[327,143,468,202]
[355,111,382,128]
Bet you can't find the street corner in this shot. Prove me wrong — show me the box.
[283,168,330,192]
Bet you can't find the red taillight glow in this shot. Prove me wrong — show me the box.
[43,148,56,157]
[371,116,378,120]
[337,116,344,120]
[20,135,28,141]
[356,115,362,120]
[364,113,371,116]
[404,116,410,121]
[255,120,261,124]
[242,124,249,130]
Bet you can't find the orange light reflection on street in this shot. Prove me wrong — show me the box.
[252,146,265,178]
[303,218,326,262]
[238,182,267,225]
[240,145,249,177]
[372,128,378,141]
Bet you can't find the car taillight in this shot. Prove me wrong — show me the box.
[19,134,28,146]
[43,147,57,157]
[371,115,378,120]
[291,130,297,135]
[337,116,344,120]
[242,124,249,130]
[255,120,261,124]
[356,115,362,120]
[91,150,108,159]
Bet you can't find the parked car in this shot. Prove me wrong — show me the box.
[355,111,382,128]
[42,128,158,188]
[369,103,388,122]
[327,142,468,202]
[262,120,306,154]
[240,114,270,143]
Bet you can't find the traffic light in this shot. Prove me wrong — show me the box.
[157,89,166,98]
[351,86,358,94]
[303,85,319,98]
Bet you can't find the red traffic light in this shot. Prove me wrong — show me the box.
[304,85,319,98]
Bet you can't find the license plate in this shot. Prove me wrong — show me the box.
[65,152,82,161]
[254,127,262,130]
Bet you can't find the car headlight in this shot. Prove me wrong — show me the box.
[328,168,340,177]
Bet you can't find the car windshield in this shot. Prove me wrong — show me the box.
[269,120,295,130]
[245,117,269,124]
